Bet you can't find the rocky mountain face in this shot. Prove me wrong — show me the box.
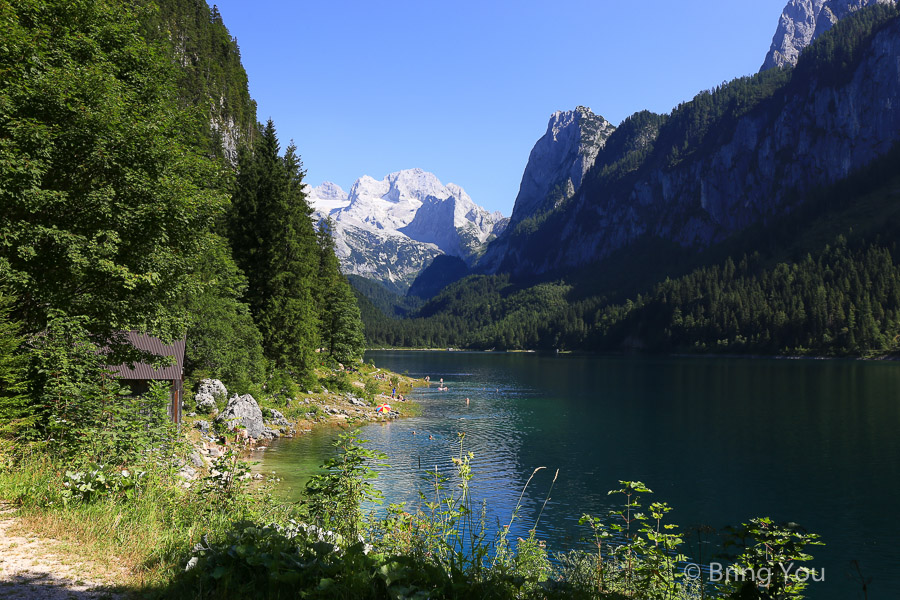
[487,9,900,278]
[479,106,614,272]
[508,107,615,228]
[307,169,507,293]
[761,0,894,71]
[147,1,258,166]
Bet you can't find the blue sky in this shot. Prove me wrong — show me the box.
[209,0,790,214]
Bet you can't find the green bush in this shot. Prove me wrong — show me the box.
[320,371,354,394]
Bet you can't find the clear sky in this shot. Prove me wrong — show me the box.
[209,0,790,214]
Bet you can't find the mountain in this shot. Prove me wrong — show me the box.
[486,5,900,279]
[306,169,507,294]
[508,107,615,229]
[146,1,257,164]
[407,255,469,300]
[359,5,900,358]
[761,0,894,71]
[479,107,614,272]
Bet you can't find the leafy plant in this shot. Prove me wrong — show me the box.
[303,430,387,544]
[60,464,145,505]
[198,449,253,513]
[720,517,824,599]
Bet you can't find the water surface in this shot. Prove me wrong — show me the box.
[261,351,900,599]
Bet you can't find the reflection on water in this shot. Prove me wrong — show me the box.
[260,351,900,599]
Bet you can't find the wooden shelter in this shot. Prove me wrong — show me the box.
[108,332,186,424]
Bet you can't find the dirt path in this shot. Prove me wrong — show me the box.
[0,506,123,600]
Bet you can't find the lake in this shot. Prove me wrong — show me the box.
[259,351,900,599]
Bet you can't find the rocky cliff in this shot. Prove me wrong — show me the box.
[149,1,257,165]
[761,0,894,71]
[490,8,900,278]
[508,107,615,228]
[479,106,613,272]
[307,169,507,293]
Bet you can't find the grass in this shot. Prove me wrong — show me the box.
[0,362,426,597]
[0,448,294,595]
[0,437,829,599]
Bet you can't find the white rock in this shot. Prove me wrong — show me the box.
[198,378,227,399]
[305,168,507,292]
[761,0,894,71]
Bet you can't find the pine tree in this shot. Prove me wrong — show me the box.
[229,120,319,379]
[316,221,365,364]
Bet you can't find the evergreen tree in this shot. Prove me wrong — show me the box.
[229,120,319,379]
[316,221,365,364]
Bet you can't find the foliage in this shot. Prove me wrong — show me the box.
[0,0,227,343]
[0,292,30,440]
[28,313,178,465]
[719,518,823,599]
[320,370,354,394]
[302,430,387,543]
[144,0,258,162]
[198,449,252,512]
[791,3,899,89]
[348,274,424,318]
[177,436,825,600]
[229,120,320,380]
[316,221,367,364]
[61,464,145,505]
[183,235,267,390]
[590,239,900,356]
[362,232,900,358]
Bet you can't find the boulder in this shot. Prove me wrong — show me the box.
[265,408,291,427]
[195,393,217,415]
[216,393,266,439]
[189,450,205,469]
[198,378,228,399]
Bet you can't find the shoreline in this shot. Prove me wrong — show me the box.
[181,364,425,474]
[368,347,900,362]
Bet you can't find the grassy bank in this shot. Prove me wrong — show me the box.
[0,431,828,600]
[0,363,826,600]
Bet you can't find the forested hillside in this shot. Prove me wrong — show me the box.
[0,0,366,434]
[364,141,900,357]
[359,5,900,358]
[145,0,258,162]
[490,4,900,278]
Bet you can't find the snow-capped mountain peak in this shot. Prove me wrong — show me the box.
[306,169,508,293]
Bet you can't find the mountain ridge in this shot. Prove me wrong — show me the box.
[761,0,895,71]
[306,168,507,293]
[485,5,900,280]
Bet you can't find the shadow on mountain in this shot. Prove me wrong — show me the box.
[407,255,470,300]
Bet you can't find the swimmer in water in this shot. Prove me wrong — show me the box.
[429,435,433,440]
[466,397,470,405]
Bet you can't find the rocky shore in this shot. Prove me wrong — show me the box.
[178,365,422,482]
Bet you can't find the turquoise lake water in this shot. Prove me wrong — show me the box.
[259,351,900,599]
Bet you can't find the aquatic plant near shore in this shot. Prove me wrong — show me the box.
[181,436,825,599]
